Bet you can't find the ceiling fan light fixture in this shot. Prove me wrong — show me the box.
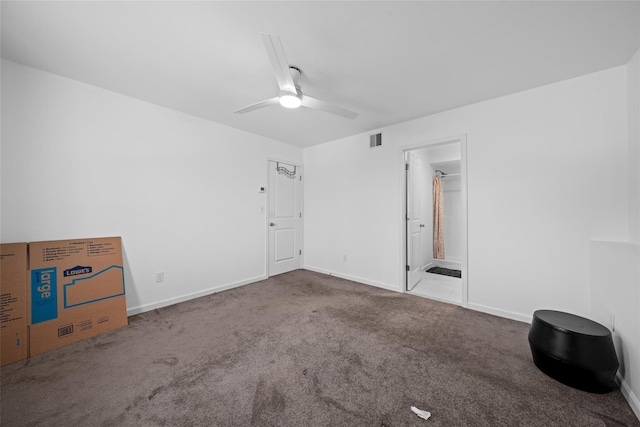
[279,92,301,109]
[233,34,357,119]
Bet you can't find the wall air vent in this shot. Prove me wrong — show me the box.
[370,133,382,148]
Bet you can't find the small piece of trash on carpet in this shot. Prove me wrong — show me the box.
[411,406,431,421]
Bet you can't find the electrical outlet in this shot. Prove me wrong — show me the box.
[156,272,164,283]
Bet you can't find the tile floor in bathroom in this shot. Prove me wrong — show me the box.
[409,270,462,305]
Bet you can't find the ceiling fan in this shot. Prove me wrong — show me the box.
[234,33,358,119]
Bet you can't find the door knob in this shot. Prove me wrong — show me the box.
[270,222,276,227]
[419,224,425,228]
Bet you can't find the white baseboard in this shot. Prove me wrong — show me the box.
[422,262,435,271]
[466,302,532,324]
[126,274,268,316]
[433,259,462,269]
[303,265,399,292]
[617,372,640,421]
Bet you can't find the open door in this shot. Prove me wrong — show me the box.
[268,160,302,276]
[406,152,423,290]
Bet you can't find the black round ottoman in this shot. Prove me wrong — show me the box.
[528,310,618,393]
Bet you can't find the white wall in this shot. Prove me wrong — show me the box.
[627,47,640,420]
[303,139,400,289]
[629,50,640,244]
[0,60,302,314]
[589,49,640,420]
[304,65,629,322]
[632,47,640,420]
[428,143,461,166]
[590,241,639,418]
[441,174,462,263]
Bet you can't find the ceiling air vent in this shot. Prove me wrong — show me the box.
[370,133,382,148]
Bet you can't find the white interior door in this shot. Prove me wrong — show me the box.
[268,160,302,276]
[406,153,423,290]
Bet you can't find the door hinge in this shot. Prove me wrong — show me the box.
[299,250,302,255]
[299,212,302,218]
[300,175,302,181]
[405,163,409,170]
[406,265,410,271]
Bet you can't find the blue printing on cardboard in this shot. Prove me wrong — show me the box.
[63,265,125,308]
[31,268,58,324]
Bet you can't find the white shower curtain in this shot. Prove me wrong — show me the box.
[433,176,445,260]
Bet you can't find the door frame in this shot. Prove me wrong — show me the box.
[400,135,468,307]
[265,157,304,277]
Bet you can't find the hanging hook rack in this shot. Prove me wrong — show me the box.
[276,162,297,179]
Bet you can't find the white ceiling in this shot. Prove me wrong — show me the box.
[2,1,639,148]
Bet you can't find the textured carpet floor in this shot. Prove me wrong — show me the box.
[1,270,638,426]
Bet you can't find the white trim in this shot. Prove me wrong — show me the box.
[432,259,462,269]
[617,372,640,421]
[399,134,469,308]
[126,274,267,316]
[460,136,469,308]
[399,134,468,152]
[303,265,399,292]
[466,302,532,324]
[422,261,435,271]
[410,290,464,307]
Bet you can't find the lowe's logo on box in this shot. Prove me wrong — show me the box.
[31,268,58,324]
[63,265,92,277]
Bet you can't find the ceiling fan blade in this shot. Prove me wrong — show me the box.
[234,97,279,114]
[260,33,297,94]
[301,95,359,119]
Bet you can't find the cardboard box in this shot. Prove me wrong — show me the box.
[1,243,29,365]
[28,237,127,356]
[1,326,29,366]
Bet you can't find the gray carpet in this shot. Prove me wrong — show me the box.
[1,270,638,426]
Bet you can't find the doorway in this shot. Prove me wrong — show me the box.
[403,136,467,306]
[267,160,303,276]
